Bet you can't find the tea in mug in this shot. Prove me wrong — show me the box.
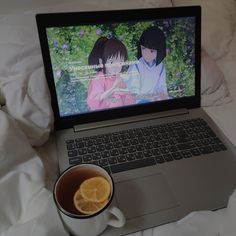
[55,167,111,215]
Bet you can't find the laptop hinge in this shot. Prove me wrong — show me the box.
[73,109,189,132]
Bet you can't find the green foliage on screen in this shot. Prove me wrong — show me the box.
[47,17,195,116]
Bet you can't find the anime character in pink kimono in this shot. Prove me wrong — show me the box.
[87,37,134,110]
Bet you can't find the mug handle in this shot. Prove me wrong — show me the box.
[107,206,126,228]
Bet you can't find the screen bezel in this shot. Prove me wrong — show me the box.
[36,6,201,130]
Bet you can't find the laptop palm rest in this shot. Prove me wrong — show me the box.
[115,173,179,219]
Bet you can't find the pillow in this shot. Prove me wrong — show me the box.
[173,0,236,60]
[172,0,235,106]
[201,49,232,106]
[216,26,236,93]
[0,14,53,146]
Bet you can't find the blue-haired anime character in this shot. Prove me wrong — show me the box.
[127,26,169,103]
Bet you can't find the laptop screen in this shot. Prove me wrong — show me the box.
[36,7,201,129]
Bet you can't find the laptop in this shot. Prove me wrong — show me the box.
[36,6,236,235]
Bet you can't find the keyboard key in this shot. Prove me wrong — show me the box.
[142,129,151,136]
[110,149,119,156]
[126,132,135,139]
[75,138,83,142]
[69,157,82,165]
[153,142,161,148]
[176,137,191,143]
[153,148,161,156]
[202,132,211,139]
[101,151,110,158]
[146,136,155,142]
[76,142,84,148]
[135,152,144,159]
[113,141,122,148]
[161,140,169,146]
[177,142,195,150]
[92,153,101,160]
[155,155,165,163]
[122,140,130,147]
[67,143,75,150]
[105,143,113,150]
[138,137,146,143]
[163,154,173,162]
[128,146,136,153]
[168,145,178,152]
[136,144,144,151]
[134,130,142,137]
[190,148,201,156]
[160,147,169,154]
[201,139,210,145]
[92,160,99,165]
[208,138,217,145]
[126,153,135,161]
[118,134,126,141]
[87,146,96,153]
[199,146,214,154]
[99,159,108,167]
[172,152,183,160]
[78,148,87,155]
[94,138,102,145]
[130,138,139,145]
[143,150,153,158]
[83,154,92,162]
[108,157,118,165]
[110,136,119,142]
[102,136,110,143]
[169,138,178,145]
[68,150,77,157]
[110,157,156,173]
[195,140,204,147]
[117,155,127,163]
[144,143,153,149]
[96,144,105,152]
[181,151,192,158]
[84,140,93,147]
[66,139,74,144]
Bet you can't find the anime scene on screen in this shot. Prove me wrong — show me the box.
[46,17,195,117]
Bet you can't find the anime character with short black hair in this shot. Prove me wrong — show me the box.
[127,26,169,102]
[87,37,134,110]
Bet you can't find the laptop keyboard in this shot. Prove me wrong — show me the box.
[65,118,227,174]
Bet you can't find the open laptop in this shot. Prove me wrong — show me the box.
[36,6,236,235]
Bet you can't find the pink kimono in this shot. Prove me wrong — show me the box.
[87,72,134,110]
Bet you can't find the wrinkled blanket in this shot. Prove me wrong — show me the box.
[0,111,66,236]
[1,109,236,236]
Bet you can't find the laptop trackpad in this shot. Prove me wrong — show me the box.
[115,173,179,219]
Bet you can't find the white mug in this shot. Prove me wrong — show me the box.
[53,164,126,236]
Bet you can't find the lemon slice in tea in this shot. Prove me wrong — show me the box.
[73,188,108,215]
[80,177,111,203]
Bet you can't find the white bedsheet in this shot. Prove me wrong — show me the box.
[1,0,236,235]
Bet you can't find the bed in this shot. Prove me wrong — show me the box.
[0,0,236,235]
